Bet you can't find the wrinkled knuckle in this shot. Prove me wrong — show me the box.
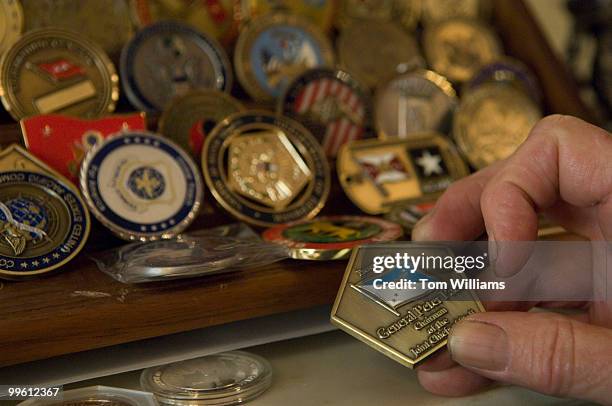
[530,114,577,143]
[533,316,577,396]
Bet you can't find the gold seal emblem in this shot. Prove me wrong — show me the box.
[202,111,330,227]
[423,17,501,83]
[453,83,542,169]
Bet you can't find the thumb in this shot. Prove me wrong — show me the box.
[448,311,612,404]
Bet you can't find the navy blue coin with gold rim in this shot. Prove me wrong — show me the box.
[120,21,232,112]
[80,131,203,241]
[0,171,90,280]
[202,111,330,227]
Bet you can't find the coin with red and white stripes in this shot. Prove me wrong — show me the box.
[279,68,370,158]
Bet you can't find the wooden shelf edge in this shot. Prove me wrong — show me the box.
[0,257,345,367]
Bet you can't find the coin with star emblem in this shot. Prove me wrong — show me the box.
[262,215,403,260]
[0,146,90,280]
[453,83,542,169]
[423,17,501,83]
[80,131,203,241]
[202,111,330,227]
[375,70,457,139]
[0,28,119,121]
[158,89,244,158]
[279,68,370,157]
[20,0,133,57]
[337,20,425,89]
[0,0,22,56]
[337,133,468,214]
[120,21,232,112]
[234,13,334,103]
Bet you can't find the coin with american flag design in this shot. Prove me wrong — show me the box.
[279,68,370,158]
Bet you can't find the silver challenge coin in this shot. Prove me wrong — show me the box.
[141,351,272,405]
[120,21,232,112]
[375,70,457,139]
[79,131,203,241]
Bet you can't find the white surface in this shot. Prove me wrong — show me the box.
[0,306,336,389]
[65,331,578,406]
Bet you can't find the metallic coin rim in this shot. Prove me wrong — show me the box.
[277,67,371,147]
[452,83,542,169]
[119,20,233,112]
[330,244,485,368]
[420,0,492,25]
[0,170,91,279]
[158,89,245,156]
[374,69,457,140]
[422,17,502,83]
[262,215,404,261]
[140,350,273,401]
[337,19,423,89]
[0,28,119,121]
[0,0,23,54]
[202,110,331,227]
[337,133,469,214]
[79,131,204,242]
[234,12,335,103]
[462,56,543,104]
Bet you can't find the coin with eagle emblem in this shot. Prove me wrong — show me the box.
[0,145,90,280]
[234,13,334,103]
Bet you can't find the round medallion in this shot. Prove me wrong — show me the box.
[158,90,244,158]
[141,351,272,405]
[337,20,424,89]
[279,68,370,157]
[131,0,236,45]
[120,21,232,112]
[0,0,22,56]
[234,13,334,102]
[20,0,133,56]
[420,0,491,25]
[202,111,330,227]
[262,215,403,260]
[423,17,501,83]
[0,171,90,279]
[464,57,542,104]
[80,131,203,241]
[375,70,457,139]
[0,28,118,121]
[453,83,542,169]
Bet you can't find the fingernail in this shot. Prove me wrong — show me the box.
[449,320,509,371]
[488,235,498,264]
[412,212,434,241]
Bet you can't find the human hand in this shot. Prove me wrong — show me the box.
[412,115,612,404]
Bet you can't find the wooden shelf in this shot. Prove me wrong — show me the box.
[0,0,596,368]
[0,251,345,368]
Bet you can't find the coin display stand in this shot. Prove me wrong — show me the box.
[0,0,594,369]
